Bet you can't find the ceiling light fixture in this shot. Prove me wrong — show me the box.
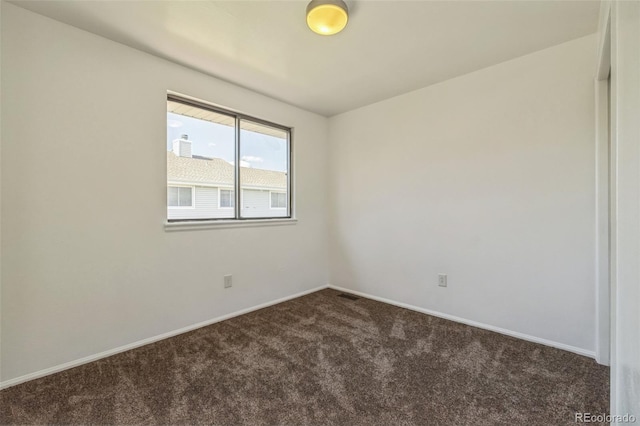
[306,0,349,36]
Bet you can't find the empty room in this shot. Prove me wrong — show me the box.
[1,0,639,424]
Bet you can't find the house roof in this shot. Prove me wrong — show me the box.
[167,152,286,189]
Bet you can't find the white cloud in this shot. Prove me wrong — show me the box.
[208,143,216,147]
[241,155,264,163]
[167,119,183,128]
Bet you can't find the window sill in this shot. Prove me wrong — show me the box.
[164,218,297,232]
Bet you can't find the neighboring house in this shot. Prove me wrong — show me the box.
[167,137,288,220]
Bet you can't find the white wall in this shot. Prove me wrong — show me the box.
[608,1,640,419]
[328,34,598,354]
[0,3,328,382]
[0,0,3,379]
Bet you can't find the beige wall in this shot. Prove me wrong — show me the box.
[328,34,598,355]
[0,3,329,382]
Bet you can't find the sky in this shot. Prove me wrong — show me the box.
[167,112,288,172]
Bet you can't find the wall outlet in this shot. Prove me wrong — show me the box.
[438,273,447,287]
[224,274,233,288]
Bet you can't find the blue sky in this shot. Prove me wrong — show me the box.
[167,112,287,172]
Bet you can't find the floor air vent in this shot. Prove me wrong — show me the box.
[338,293,360,301]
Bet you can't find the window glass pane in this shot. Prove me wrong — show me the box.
[167,101,235,219]
[168,187,179,207]
[271,192,286,208]
[239,120,289,218]
[179,187,192,207]
[220,189,234,208]
[166,97,291,222]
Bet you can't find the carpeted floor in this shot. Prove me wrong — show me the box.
[1,288,609,425]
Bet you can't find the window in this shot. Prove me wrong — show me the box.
[167,95,291,221]
[168,186,193,207]
[219,189,235,208]
[270,192,287,209]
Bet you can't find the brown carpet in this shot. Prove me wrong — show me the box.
[0,288,609,425]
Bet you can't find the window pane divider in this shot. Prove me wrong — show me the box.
[234,117,241,220]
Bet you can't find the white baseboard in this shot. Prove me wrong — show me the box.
[328,284,596,359]
[0,285,327,390]
[2,283,595,390]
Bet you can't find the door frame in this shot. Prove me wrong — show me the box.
[594,2,611,367]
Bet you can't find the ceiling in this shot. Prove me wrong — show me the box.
[11,1,600,117]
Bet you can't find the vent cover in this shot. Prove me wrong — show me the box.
[337,293,359,301]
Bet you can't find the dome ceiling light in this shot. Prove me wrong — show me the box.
[306,0,349,36]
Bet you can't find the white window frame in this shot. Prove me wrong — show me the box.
[270,191,287,209]
[218,188,235,209]
[167,185,195,209]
